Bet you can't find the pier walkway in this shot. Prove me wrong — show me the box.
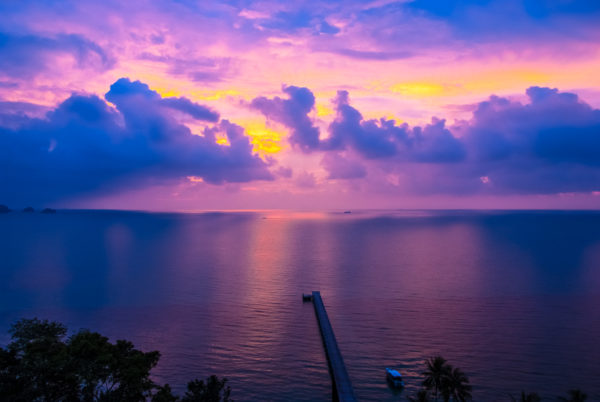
[308,291,357,402]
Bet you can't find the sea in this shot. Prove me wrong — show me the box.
[1,209,599,401]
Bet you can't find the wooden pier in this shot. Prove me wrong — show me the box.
[308,291,357,402]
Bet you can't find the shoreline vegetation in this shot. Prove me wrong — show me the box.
[0,205,56,214]
[0,319,232,401]
[0,319,589,401]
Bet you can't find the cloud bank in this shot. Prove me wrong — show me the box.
[252,85,600,195]
[0,78,272,205]
[1,77,599,208]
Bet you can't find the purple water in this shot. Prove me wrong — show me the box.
[1,210,599,400]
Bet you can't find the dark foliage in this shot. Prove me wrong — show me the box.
[181,376,232,402]
[558,389,587,402]
[408,389,432,402]
[416,355,472,402]
[510,391,542,402]
[0,318,232,401]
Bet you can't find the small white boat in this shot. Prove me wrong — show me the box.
[386,368,404,388]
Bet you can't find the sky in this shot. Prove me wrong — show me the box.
[1,0,600,210]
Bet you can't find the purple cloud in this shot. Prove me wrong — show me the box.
[104,78,219,136]
[257,84,600,195]
[0,32,113,79]
[137,53,233,83]
[411,118,466,163]
[454,86,600,194]
[321,153,367,180]
[295,171,317,188]
[325,85,600,195]
[329,48,414,61]
[465,86,600,165]
[251,85,321,152]
[273,166,293,178]
[159,97,219,122]
[0,78,271,205]
[0,101,50,129]
[324,90,402,157]
[325,90,465,162]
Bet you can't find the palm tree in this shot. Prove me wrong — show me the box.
[558,389,587,402]
[442,366,472,402]
[422,356,451,400]
[509,391,541,402]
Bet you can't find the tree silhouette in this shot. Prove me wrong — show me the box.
[423,356,450,400]
[0,318,232,401]
[558,389,588,402]
[408,389,432,402]
[421,356,472,402]
[509,391,541,402]
[442,366,472,402]
[181,376,232,402]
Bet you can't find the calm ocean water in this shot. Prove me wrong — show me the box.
[1,210,599,401]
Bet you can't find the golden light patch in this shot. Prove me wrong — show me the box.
[153,87,180,98]
[216,136,230,146]
[138,73,186,98]
[463,69,549,93]
[191,89,241,101]
[251,137,282,154]
[187,176,204,183]
[316,103,333,117]
[384,115,403,124]
[242,120,284,154]
[391,82,447,97]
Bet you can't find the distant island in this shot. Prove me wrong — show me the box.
[0,205,57,213]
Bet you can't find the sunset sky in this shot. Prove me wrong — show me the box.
[1,0,600,210]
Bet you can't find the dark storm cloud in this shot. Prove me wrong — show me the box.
[0,78,271,205]
[0,32,113,79]
[250,85,321,152]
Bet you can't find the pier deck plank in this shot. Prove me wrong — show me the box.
[311,291,357,402]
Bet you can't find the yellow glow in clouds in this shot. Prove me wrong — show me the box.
[242,120,284,155]
[391,82,448,97]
